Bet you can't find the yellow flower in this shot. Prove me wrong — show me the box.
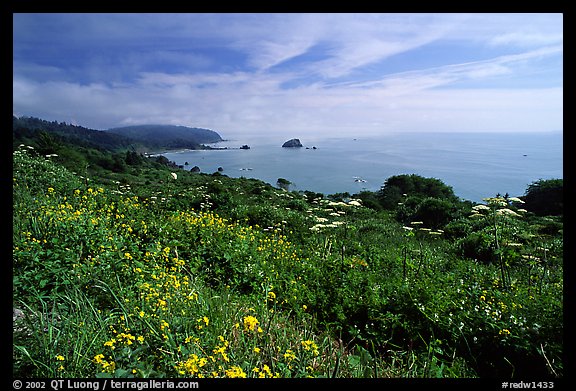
[268,291,276,301]
[301,340,319,355]
[253,347,261,354]
[283,349,297,362]
[104,339,116,349]
[197,316,209,328]
[55,355,65,361]
[225,366,246,378]
[243,316,259,332]
[93,354,105,364]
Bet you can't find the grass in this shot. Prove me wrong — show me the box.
[12,146,563,378]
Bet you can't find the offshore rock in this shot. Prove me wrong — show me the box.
[282,138,303,148]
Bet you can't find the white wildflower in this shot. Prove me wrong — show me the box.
[472,204,491,212]
[495,208,520,217]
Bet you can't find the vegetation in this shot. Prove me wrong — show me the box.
[12,122,563,379]
[107,124,223,150]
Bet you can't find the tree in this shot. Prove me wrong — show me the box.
[277,178,291,191]
[523,179,563,216]
[377,174,458,209]
[412,197,458,229]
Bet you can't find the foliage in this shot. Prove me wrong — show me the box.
[12,140,563,379]
[377,174,459,210]
[523,179,563,216]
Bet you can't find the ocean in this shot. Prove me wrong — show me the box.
[161,131,563,203]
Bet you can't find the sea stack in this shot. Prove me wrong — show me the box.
[282,138,303,148]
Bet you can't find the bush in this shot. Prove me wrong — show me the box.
[395,196,458,229]
[378,174,458,210]
[456,231,495,264]
[523,179,563,216]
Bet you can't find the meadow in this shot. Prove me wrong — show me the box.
[12,145,563,379]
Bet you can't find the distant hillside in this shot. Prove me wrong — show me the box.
[107,124,223,150]
[13,117,225,153]
[13,116,135,151]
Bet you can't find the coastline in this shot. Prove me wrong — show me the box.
[158,132,563,204]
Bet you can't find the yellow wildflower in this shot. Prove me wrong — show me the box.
[243,316,259,332]
[225,366,246,378]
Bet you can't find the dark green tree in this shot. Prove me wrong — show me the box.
[377,174,458,209]
[523,178,563,216]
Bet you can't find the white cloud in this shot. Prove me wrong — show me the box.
[13,69,563,137]
[13,13,563,137]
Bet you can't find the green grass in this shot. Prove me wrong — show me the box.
[12,146,563,378]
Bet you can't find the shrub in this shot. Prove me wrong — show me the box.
[523,179,563,216]
[378,174,458,210]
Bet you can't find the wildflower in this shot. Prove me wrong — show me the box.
[243,316,259,332]
[197,316,209,329]
[93,354,105,364]
[283,349,297,362]
[301,340,319,356]
[225,366,247,378]
[253,347,261,354]
[55,355,65,361]
[171,173,178,180]
[496,208,520,217]
[268,291,276,301]
[104,339,116,349]
[508,197,525,204]
[499,328,511,336]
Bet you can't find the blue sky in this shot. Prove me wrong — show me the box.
[13,13,563,138]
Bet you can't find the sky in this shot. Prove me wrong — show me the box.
[13,13,563,139]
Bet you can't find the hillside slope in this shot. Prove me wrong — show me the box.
[107,124,223,149]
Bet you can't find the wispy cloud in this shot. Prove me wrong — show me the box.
[13,13,563,136]
[329,44,563,93]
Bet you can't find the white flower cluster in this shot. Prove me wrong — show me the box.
[469,196,526,219]
[308,198,363,232]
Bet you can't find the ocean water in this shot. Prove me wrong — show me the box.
[161,131,563,203]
